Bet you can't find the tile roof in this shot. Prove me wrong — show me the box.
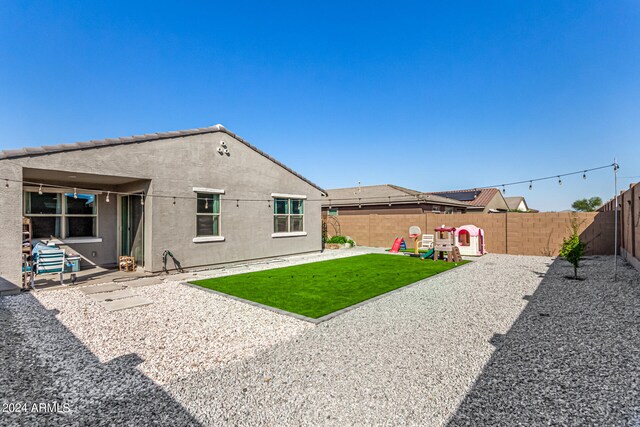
[0,124,326,195]
[323,184,469,207]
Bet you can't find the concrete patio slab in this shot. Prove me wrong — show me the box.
[122,277,164,288]
[99,296,153,312]
[80,283,126,295]
[87,289,136,302]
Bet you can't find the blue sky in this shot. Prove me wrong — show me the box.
[1,1,638,210]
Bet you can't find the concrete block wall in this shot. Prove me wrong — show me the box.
[600,182,639,269]
[327,211,616,256]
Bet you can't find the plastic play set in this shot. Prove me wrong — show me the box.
[390,224,486,261]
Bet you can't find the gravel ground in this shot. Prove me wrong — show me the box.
[1,252,638,426]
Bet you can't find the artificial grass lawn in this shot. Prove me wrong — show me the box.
[385,248,430,253]
[190,254,468,319]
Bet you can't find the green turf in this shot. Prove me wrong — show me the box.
[385,248,430,253]
[190,254,468,319]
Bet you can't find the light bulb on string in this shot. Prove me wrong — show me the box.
[529,181,533,191]
[502,185,506,194]
[558,176,562,186]
[140,192,144,206]
[205,197,208,210]
[4,180,8,188]
[73,188,78,199]
[583,171,587,180]
[106,192,110,203]
[388,196,391,207]
[173,197,176,205]
[38,184,43,195]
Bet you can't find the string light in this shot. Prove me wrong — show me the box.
[502,185,506,194]
[38,184,43,195]
[105,191,110,203]
[73,188,78,199]
[358,198,362,208]
[204,198,208,210]
[388,196,391,207]
[583,171,587,180]
[140,192,144,206]
[0,162,617,204]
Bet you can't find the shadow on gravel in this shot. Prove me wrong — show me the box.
[448,256,640,426]
[0,293,201,426]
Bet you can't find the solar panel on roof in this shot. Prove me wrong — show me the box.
[436,191,479,202]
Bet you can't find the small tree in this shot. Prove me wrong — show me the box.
[559,216,586,279]
[571,196,602,212]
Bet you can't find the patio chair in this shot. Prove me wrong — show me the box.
[31,248,66,288]
[421,234,434,250]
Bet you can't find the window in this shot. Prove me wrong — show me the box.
[432,207,441,214]
[196,193,220,236]
[444,207,454,214]
[65,193,97,237]
[274,197,304,233]
[25,191,97,239]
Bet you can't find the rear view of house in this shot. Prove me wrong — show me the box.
[0,124,325,294]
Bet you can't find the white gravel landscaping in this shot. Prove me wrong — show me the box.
[1,251,639,426]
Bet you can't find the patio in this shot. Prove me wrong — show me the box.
[1,250,639,425]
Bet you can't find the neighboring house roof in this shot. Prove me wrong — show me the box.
[323,184,469,207]
[430,188,507,210]
[504,196,529,211]
[0,124,326,195]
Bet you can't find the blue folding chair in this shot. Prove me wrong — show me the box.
[31,248,66,288]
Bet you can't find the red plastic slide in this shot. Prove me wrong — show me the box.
[390,238,403,253]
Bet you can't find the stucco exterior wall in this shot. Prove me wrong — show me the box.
[0,163,23,294]
[0,131,324,293]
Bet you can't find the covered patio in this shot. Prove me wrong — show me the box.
[21,167,150,290]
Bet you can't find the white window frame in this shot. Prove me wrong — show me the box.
[193,187,225,243]
[272,194,306,237]
[23,189,101,243]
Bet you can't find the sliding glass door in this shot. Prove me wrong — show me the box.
[119,195,144,267]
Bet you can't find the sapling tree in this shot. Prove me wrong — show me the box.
[559,216,587,279]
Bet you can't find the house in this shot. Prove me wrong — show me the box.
[429,188,510,213]
[504,196,533,212]
[322,184,469,215]
[0,124,326,295]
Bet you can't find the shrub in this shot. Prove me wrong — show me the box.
[324,235,356,246]
[326,235,347,244]
[559,216,586,279]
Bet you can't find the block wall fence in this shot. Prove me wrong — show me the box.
[601,182,640,270]
[324,211,616,257]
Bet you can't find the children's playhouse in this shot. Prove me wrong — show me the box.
[454,225,485,256]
